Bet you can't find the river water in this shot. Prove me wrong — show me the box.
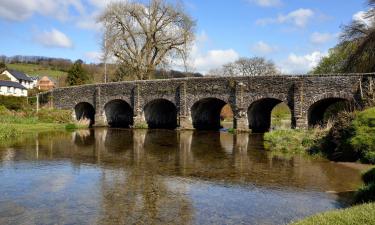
[0,128,366,225]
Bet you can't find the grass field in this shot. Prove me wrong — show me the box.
[6,63,67,79]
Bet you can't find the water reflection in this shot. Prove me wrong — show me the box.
[0,129,366,225]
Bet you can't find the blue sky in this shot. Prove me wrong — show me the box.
[0,0,370,74]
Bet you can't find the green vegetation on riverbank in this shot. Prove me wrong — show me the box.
[290,203,375,225]
[0,105,87,142]
[355,167,375,203]
[264,107,375,164]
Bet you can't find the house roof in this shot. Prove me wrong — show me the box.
[7,69,33,82]
[0,80,27,89]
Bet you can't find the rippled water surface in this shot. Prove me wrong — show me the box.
[0,129,366,225]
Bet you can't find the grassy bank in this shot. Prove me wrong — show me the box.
[264,107,375,163]
[0,105,87,143]
[290,203,375,225]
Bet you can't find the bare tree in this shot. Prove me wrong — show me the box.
[209,57,279,76]
[99,0,195,80]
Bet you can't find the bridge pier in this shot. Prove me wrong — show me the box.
[94,113,107,127]
[178,115,194,130]
[133,114,148,129]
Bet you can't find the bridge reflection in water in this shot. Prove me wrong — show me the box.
[0,129,366,225]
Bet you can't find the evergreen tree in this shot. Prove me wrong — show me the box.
[66,60,89,86]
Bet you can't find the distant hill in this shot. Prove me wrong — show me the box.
[6,63,67,79]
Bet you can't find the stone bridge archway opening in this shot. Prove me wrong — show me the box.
[144,99,177,129]
[248,98,291,133]
[308,98,352,127]
[191,98,231,130]
[74,102,95,127]
[105,99,134,128]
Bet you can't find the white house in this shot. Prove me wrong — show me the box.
[0,80,27,97]
[1,69,35,89]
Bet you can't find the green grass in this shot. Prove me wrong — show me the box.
[6,63,67,79]
[290,203,375,225]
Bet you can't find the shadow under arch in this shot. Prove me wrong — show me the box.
[144,99,177,129]
[308,97,352,127]
[248,98,291,133]
[75,102,95,127]
[191,98,228,130]
[105,99,134,128]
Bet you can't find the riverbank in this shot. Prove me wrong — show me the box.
[264,107,375,163]
[0,105,87,142]
[290,203,375,225]
[264,107,375,225]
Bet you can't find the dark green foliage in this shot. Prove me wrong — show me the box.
[318,108,375,163]
[0,96,27,110]
[363,168,375,185]
[350,108,375,163]
[319,112,358,161]
[311,42,357,74]
[355,183,375,203]
[66,59,89,86]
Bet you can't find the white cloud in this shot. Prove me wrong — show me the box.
[252,41,278,55]
[192,49,239,73]
[279,51,326,74]
[256,8,314,28]
[249,0,282,7]
[84,51,102,63]
[34,29,73,48]
[353,11,373,26]
[0,0,84,22]
[310,32,337,45]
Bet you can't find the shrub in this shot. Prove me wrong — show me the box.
[0,96,27,110]
[319,111,358,161]
[362,168,375,185]
[350,107,375,163]
[355,183,375,203]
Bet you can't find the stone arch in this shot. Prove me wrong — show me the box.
[247,97,291,133]
[104,99,134,128]
[191,97,229,130]
[144,99,177,129]
[74,102,95,127]
[307,96,352,127]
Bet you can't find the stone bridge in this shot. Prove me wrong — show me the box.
[38,74,375,132]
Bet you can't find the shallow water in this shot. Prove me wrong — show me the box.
[0,128,365,225]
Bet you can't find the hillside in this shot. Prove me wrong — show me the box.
[6,63,67,79]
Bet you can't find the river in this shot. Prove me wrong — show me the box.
[0,128,366,225]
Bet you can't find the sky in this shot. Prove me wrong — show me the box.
[0,0,371,74]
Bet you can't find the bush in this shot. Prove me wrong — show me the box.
[355,183,375,203]
[0,96,27,110]
[264,129,325,155]
[350,108,375,163]
[319,111,359,162]
[362,168,375,185]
